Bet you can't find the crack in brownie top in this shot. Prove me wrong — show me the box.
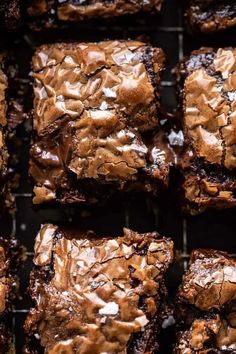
[184,48,236,170]
[25,225,173,353]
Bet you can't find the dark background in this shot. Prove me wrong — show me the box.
[0,0,236,352]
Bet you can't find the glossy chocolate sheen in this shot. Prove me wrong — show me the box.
[27,0,163,25]
[29,41,172,204]
[175,249,236,353]
[177,249,236,311]
[185,0,236,33]
[24,225,173,354]
[176,47,236,214]
[183,48,236,169]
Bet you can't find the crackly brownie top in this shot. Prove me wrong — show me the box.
[32,41,164,134]
[26,224,173,353]
[177,249,236,311]
[176,313,236,353]
[30,41,166,202]
[27,0,163,20]
[182,47,236,170]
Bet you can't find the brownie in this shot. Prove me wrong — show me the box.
[0,237,25,353]
[29,40,174,205]
[175,47,236,214]
[0,0,21,31]
[175,249,236,353]
[185,0,236,33]
[24,224,173,353]
[26,0,163,29]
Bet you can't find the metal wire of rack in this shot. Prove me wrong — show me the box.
[0,0,235,352]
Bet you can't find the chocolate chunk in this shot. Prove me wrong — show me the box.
[175,47,236,214]
[26,0,163,29]
[175,249,236,353]
[29,40,174,205]
[185,0,236,33]
[24,225,173,353]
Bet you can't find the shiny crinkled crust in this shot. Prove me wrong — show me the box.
[177,249,236,311]
[175,249,236,353]
[24,225,173,354]
[29,40,173,205]
[176,47,236,214]
[183,47,236,170]
[26,0,163,28]
[185,0,236,33]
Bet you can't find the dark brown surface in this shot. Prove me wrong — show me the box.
[185,0,236,33]
[176,47,236,214]
[175,249,236,353]
[30,40,174,205]
[24,225,173,354]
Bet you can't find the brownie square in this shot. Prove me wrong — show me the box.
[0,238,25,353]
[29,41,173,205]
[24,225,173,353]
[26,0,163,29]
[185,0,236,33]
[176,47,236,214]
[175,249,236,353]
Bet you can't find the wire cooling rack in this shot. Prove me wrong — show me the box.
[0,0,236,352]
